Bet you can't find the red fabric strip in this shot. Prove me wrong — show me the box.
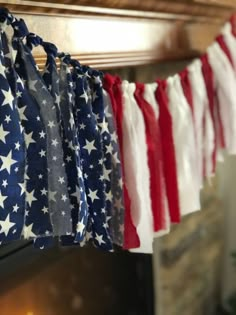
[216,35,234,67]
[134,82,165,232]
[179,69,194,119]
[214,93,226,150]
[230,14,236,38]
[155,80,181,223]
[103,73,140,249]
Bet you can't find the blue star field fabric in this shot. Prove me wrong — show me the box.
[13,31,72,237]
[91,72,124,246]
[91,72,112,235]
[16,75,54,240]
[0,9,127,250]
[58,54,88,246]
[0,13,26,244]
[72,63,113,251]
[102,89,125,246]
[63,59,89,245]
[1,22,54,241]
[25,34,73,248]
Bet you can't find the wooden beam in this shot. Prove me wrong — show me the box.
[0,0,234,21]
[194,0,236,8]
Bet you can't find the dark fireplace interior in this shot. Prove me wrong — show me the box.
[0,241,154,315]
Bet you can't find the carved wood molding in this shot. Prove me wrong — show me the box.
[12,12,220,70]
[194,0,236,8]
[0,0,234,22]
[35,51,199,70]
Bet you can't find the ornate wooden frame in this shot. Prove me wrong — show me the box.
[0,0,235,69]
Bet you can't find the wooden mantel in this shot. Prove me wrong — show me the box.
[2,0,236,20]
[0,0,235,69]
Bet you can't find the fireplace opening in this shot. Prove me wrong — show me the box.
[0,242,154,315]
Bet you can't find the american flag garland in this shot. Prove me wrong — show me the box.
[0,8,236,253]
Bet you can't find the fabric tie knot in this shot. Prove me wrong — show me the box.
[0,7,15,32]
[12,18,29,38]
[58,52,72,65]
[26,33,43,49]
[43,41,58,58]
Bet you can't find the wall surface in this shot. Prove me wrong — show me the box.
[153,178,224,315]
[217,155,236,308]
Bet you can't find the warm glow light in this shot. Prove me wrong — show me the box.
[26,312,34,315]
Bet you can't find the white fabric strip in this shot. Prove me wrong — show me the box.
[203,94,215,181]
[221,22,236,71]
[188,60,207,188]
[167,74,200,216]
[207,43,236,155]
[121,81,154,253]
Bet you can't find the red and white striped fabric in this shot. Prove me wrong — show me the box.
[221,22,236,71]
[155,79,181,224]
[102,16,236,252]
[134,82,168,236]
[167,74,200,216]
[207,42,236,155]
[121,81,154,253]
[143,82,170,237]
